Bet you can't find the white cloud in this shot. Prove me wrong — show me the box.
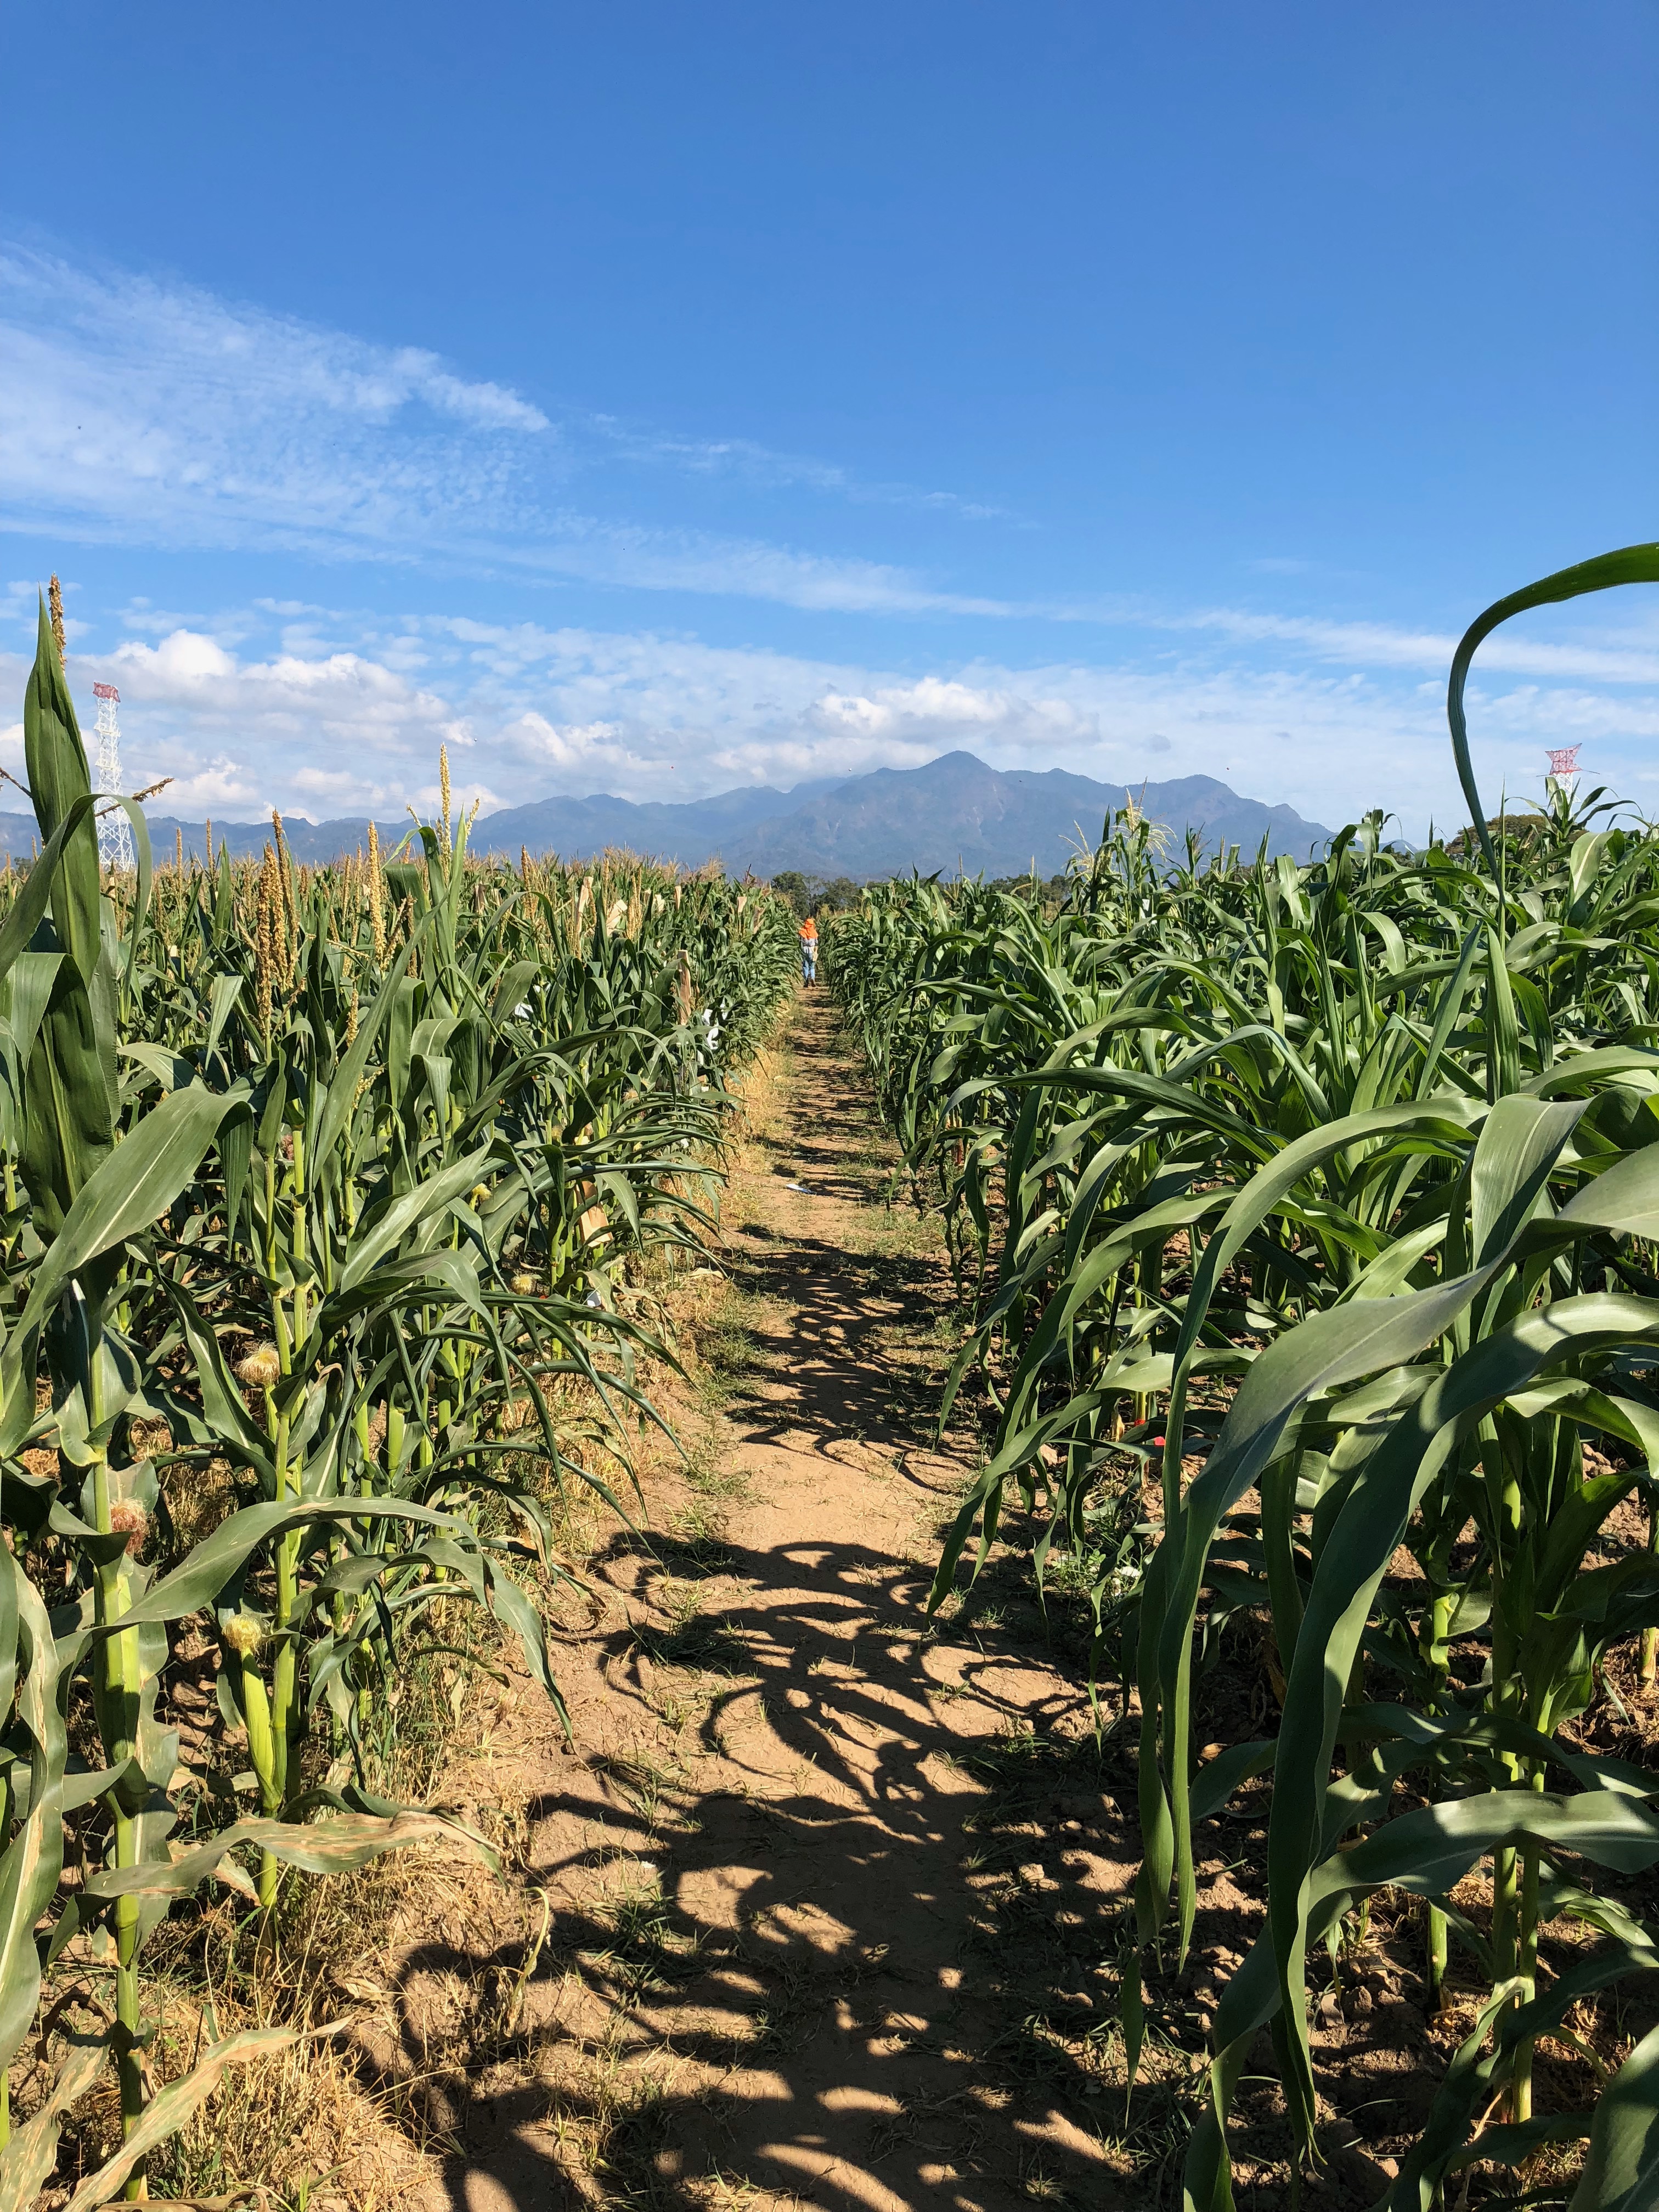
[2,247,1654,839]
[816,675,1087,741]
[0,248,554,552]
[1169,606,1659,686]
[2,597,1649,843]
[0,244,1008,617]
[69,627,471,816]
[9,244,1654,652]
[586,420,1014,520]
[501,523,1012,616]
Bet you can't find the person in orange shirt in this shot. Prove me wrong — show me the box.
[798,913,818,985]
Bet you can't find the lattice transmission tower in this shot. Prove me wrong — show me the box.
[91,682,135,872]
[1547,744,1582,791]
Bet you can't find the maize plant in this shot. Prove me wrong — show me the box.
[834,547,1659,2207]
[0,601,797,2203]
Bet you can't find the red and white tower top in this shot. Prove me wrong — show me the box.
[92,682,120,702]
[1547,746,1581,780]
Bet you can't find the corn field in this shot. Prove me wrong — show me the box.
[831,545,1659,2209]
[0,600,797,2203]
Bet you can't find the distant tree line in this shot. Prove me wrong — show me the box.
[987,872,1070,901]
[767,870,864,918]
[768,867,1072,916]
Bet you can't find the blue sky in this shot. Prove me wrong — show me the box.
[2,1,1655,839]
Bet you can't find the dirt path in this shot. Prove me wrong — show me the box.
[408,996,1137,2212]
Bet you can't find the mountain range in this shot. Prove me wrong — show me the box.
[0,752,1335,876]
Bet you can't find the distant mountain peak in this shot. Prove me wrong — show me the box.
[715,754,1335,879]
[0,752,1334,872]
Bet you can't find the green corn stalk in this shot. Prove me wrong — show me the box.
[834,546,1659,2207]
[0,607,799,2201]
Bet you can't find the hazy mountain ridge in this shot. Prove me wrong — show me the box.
[0,753,1335,872]
[469,775,849,862]
[718,754,1334,876]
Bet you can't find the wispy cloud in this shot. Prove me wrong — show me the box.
[3,245,1654,839]
[7,244,1655,662]
[500,520,1014,615]
[1170,606,1659,686]
[1015,594,1659,685]
[583,417,1014,520]
[0,244,1009,614]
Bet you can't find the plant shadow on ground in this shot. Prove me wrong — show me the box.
[357,1525,1177,2212]
[336,997,1568,2212]
[324,1000,1201,2211]
[396,1560,1459,2211]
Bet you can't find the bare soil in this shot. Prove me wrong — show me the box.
[352,992,1143,2212]
[40,995,1657,2209]
[333,992,1650,2212]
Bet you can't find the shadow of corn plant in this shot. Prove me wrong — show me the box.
[834,543,1659,2208]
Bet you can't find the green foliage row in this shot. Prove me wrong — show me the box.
[766,869,864,921]
[0,602,798,2204]
[831,548,1659,2209]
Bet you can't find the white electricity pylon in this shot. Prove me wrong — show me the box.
[91,682,135,872]
[1547,744,1582,792]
